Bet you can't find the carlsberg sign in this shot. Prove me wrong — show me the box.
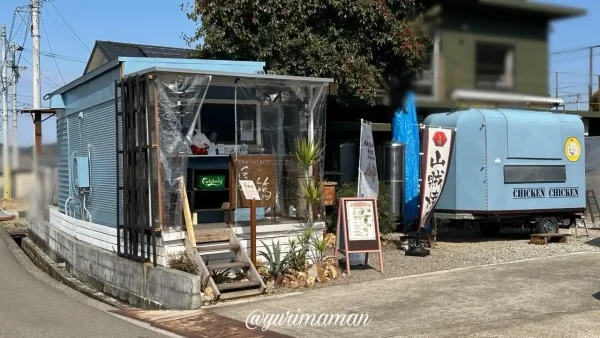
[198,175,226,189]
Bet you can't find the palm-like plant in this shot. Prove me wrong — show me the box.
[258,240,288,281]
[292,137,324,225]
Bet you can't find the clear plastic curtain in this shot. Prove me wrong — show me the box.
[233,79,327,222]
[154,74,211,231]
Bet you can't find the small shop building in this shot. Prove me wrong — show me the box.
[40,41,333,268]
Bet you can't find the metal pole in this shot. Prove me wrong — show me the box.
[32,0,41,110]
[31,0,42,218]
[555,72,558,111]
[589,47,594,104]
[250,198,257,267]
[1,25,11,199]
[10,43,18,169]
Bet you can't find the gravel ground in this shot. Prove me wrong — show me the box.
[272,224,600,294]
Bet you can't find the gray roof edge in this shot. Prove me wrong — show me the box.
[47,59,121,98]
[126,66,335,84]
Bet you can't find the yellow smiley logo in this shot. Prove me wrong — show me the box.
[564,137,581,162]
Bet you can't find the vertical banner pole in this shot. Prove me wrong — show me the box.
[250,198,257,267]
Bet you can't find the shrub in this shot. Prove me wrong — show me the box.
[325,181,397,235]
[167,250,198,274]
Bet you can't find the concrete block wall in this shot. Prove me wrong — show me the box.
[28,219,202,309]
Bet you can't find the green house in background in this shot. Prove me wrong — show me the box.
[324,0,588,178]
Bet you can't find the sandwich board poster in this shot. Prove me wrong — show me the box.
[334,197,384,274]
[418,127,455,229]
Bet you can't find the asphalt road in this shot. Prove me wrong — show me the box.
[211,252,600,338]
[0,230,175,338]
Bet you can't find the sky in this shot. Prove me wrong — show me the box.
[0,0,597,146]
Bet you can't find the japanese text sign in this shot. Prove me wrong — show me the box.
[418,127,455,228]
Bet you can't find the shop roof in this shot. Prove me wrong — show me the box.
[125,66,335,84]
[479,0,585,19]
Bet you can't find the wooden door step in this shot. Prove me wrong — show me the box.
[219,288,264,301]
[207,262,249,270]
[217,280,261,292]
[197,243,240,253]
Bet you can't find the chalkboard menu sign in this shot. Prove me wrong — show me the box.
[334,197,384,274]
[230,154,277,208]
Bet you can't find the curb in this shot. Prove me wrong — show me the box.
[0,226,133,310]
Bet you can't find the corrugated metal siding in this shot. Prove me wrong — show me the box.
[83,100,120,227]
[57,115,69,213]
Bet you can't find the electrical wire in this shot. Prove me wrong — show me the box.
[19,57,61,88]
[21,49,86,63]
[48,1,90,52]
[40,15,65,84]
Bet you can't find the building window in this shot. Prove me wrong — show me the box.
[199,103,259,144]
[414,51,434,96]
[475,42,514,91]
[503,165,566,184]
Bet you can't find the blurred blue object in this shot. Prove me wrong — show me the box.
[391,91,420,230]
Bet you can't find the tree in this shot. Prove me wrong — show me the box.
[183,0,431,106]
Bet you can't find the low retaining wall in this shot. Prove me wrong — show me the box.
[48,207,185,266]
[28,220,202,310]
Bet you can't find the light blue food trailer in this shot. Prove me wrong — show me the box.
[423,108,585,235]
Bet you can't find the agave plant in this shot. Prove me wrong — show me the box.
[258,239,289,281]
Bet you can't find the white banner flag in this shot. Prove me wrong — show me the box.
[358,119,379,198]
[418,127,455,228]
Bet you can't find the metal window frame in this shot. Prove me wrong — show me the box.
[503,164,567,184]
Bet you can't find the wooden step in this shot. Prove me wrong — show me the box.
[207,262,249,270]
[217,280,261,292]
[197,243,240,253]
[219,288,263,301]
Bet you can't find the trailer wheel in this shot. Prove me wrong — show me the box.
[536,217,559,234]
[479,224,501,237]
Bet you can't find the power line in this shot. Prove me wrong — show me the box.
[552,44,600,55]
[48,1,90,52]
[22,48,86,63]
[20,57,60,88]
[40,15,64,84]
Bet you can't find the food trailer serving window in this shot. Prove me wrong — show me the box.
[503,165,566,184]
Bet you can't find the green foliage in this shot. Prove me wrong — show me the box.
[325,181,397,235]
[258,239,289,279]
[183,0,431,106]
[310,235,328,263]
[299,180,324,209]
[293,138,323,172]
[287,227,313,271]
[167,250,198,274]
[210,268,232,284]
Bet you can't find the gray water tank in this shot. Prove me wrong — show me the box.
[381,141,405,218]
[339,142,358,183]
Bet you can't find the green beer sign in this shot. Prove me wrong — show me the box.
[198,175,226,189]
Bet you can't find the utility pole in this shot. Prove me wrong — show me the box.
[590,47,594,105]
[1,25,10,200]
[10,43,22,169]
[32,0,41,111]
[30,0,44,218]
[555,72,559,111]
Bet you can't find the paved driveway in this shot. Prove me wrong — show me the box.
[0,229,174,338]
[210,252,600,338]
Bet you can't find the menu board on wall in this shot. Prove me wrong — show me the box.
[230,154,277,208]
